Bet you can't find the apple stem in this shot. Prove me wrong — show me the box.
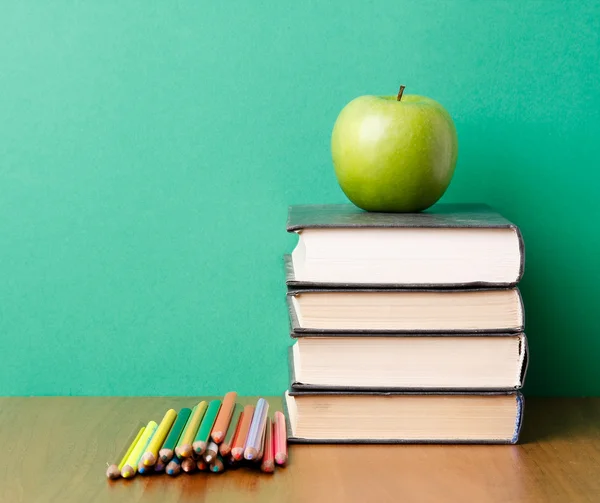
[397,85,406,101]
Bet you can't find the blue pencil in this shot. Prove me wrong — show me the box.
[166,455,182,476]
[243,398,269,461]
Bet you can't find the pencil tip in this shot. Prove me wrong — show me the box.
[121,466,134,478]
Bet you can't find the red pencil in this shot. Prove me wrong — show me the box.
[273,411,288,466]
[260,418,275,473]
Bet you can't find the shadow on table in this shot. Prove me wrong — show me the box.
[518,397,600,443]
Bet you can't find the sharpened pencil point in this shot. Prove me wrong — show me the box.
[159,448,173,463]
[141,452,156,467]
[193,441,206,455]
[121,465,135,479]
[106,464,121,479]
[181,457,196,473]
[179,445,192,458]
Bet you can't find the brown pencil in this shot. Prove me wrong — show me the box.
[219,404,242,457]
[260,419,275,473]
[181,457,197,474]
[211,392,237,443]
[231,405,254,461]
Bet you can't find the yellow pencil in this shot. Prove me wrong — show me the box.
[121,421,158,478]
[105,425,145,479]
[141,409,177,466]
[175,401,207,459]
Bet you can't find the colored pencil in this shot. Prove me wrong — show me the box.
[244,398,269,461]
[193,399,221,455]
[219,404,242,457]
[203,441,219,464]
[166,455,181,476]
[231,405,254,460]
[260,419,275,473]
[142,408,177,466]
[121,421,158,478]
[137,460,152,475]
[211,392,237,443]
[159,407,191,463]
[181,457,197,473]
[256,422,267,461]
[176,401,207,459]
[210,454,225,473]
[174,405,197,458]
[273,411,288,466]
[154,459,166,473]
[196,458,209,471]
[106,424,145,479]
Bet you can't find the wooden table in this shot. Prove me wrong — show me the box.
[1,397,599,503]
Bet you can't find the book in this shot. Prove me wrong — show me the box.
[287,288,524,333]
[289,333,528,391]
[284,390,524,444]
[286,203,524,288]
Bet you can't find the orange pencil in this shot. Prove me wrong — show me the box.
[273,411,288,466]
[197,458,209,471]
[211,392,237,444]
[219,404,242,457]
[260,418,275,473]
[230,405,254,461]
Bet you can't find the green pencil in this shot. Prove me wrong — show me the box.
[193,399,221,455]
[159,407,191,463]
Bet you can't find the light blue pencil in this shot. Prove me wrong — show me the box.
[243,398,269,461]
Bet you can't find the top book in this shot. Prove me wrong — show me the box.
[286,203,524,288]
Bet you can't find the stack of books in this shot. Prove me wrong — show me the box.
[283,203,527,444]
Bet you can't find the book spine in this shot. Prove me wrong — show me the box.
[512,393,525,444]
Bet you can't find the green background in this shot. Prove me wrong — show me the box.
[0,1,598,396]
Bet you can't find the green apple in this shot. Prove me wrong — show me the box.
[331,87,458,212]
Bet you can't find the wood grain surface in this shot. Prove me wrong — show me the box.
[0,396,599,503]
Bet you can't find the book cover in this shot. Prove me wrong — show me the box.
[287,203,522,232]
[285,203,525,288]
